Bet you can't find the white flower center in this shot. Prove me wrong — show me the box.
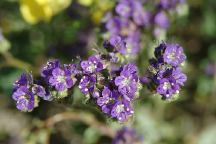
[167,52,175,60]
[87,62,96,72]
[57,76,65,83]
[163,82,171,90]
[116,104,125,113]
[122,77,130,86]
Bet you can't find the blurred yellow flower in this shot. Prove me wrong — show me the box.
[20,0,72,24]
[77,0,113,24]
[77,0,93,6]
[91,0,113,24]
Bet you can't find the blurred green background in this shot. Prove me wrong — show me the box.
[0,0,216,144]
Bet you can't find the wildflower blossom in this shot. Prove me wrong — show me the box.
[96,87,134,122]
[132,1,150,26]
[154,11,170,29]
[12,73,47,111]
[41,59,61,82]
[107,35,127,54]
[156,77,180,98]
[163,43,186,66]
[41,60,77,93]
[49,68,75,91]
[81,55,104,74]
[112,127,143,144]
[145,42,187,99]
[115,0,132,18]
[115,64,139,100]
[79,75,97,95]
[12,86,36,112]
[111,99,134,122]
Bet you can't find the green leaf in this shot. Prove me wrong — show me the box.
[83,127,101,144]
[0,38,11,53]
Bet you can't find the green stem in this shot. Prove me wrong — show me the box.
[1,51,37,74]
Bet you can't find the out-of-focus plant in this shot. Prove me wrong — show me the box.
[103,0,188,60]
[77,0,114,24]
[19,0,72,24]
[0,29,10,53]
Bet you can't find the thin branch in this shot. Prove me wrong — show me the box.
[1,51,34,72]
[44,111,115,138]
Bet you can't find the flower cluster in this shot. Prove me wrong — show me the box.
[41,59,78,98]
[95,63,141,122]
[112,127,143,144]
[104,0,187,57]
[105,0,147,57]
[144,42,187,100]
[12,41,186,122]
[153,0,186,38]
[79,55,105,97]
[12,51,141,122]
[12,73,49,112]
[78,54,141,122]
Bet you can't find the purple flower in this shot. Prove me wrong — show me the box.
[172,68,187,86]
[31,84,52,101]
[115,0,132,18]
[111,100,134,122]
[157,77,180,98]
[115,64,139,100]
[79,75,97,95]
[32,84,46,98]
[112,127,143,144]
[12,73,50,107]
[163,43,186,66]
[96,87,135,122]
[41,59,60,82]
[106,17,122,36]
[12,86,37,112]
[125,32,141,55]
[81,55,104,74]
[97,87,114,114]
[64,63,80,75]
[106,16,132,37]
[108,52,119,63]
[49,68,75,91]
[132,1,150,26]
[97,87,111,106]
[109,35,127,54]
[159,0,171,9]
[13,73,32,92]
[105,0,147,57]
[154,11,170,29]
